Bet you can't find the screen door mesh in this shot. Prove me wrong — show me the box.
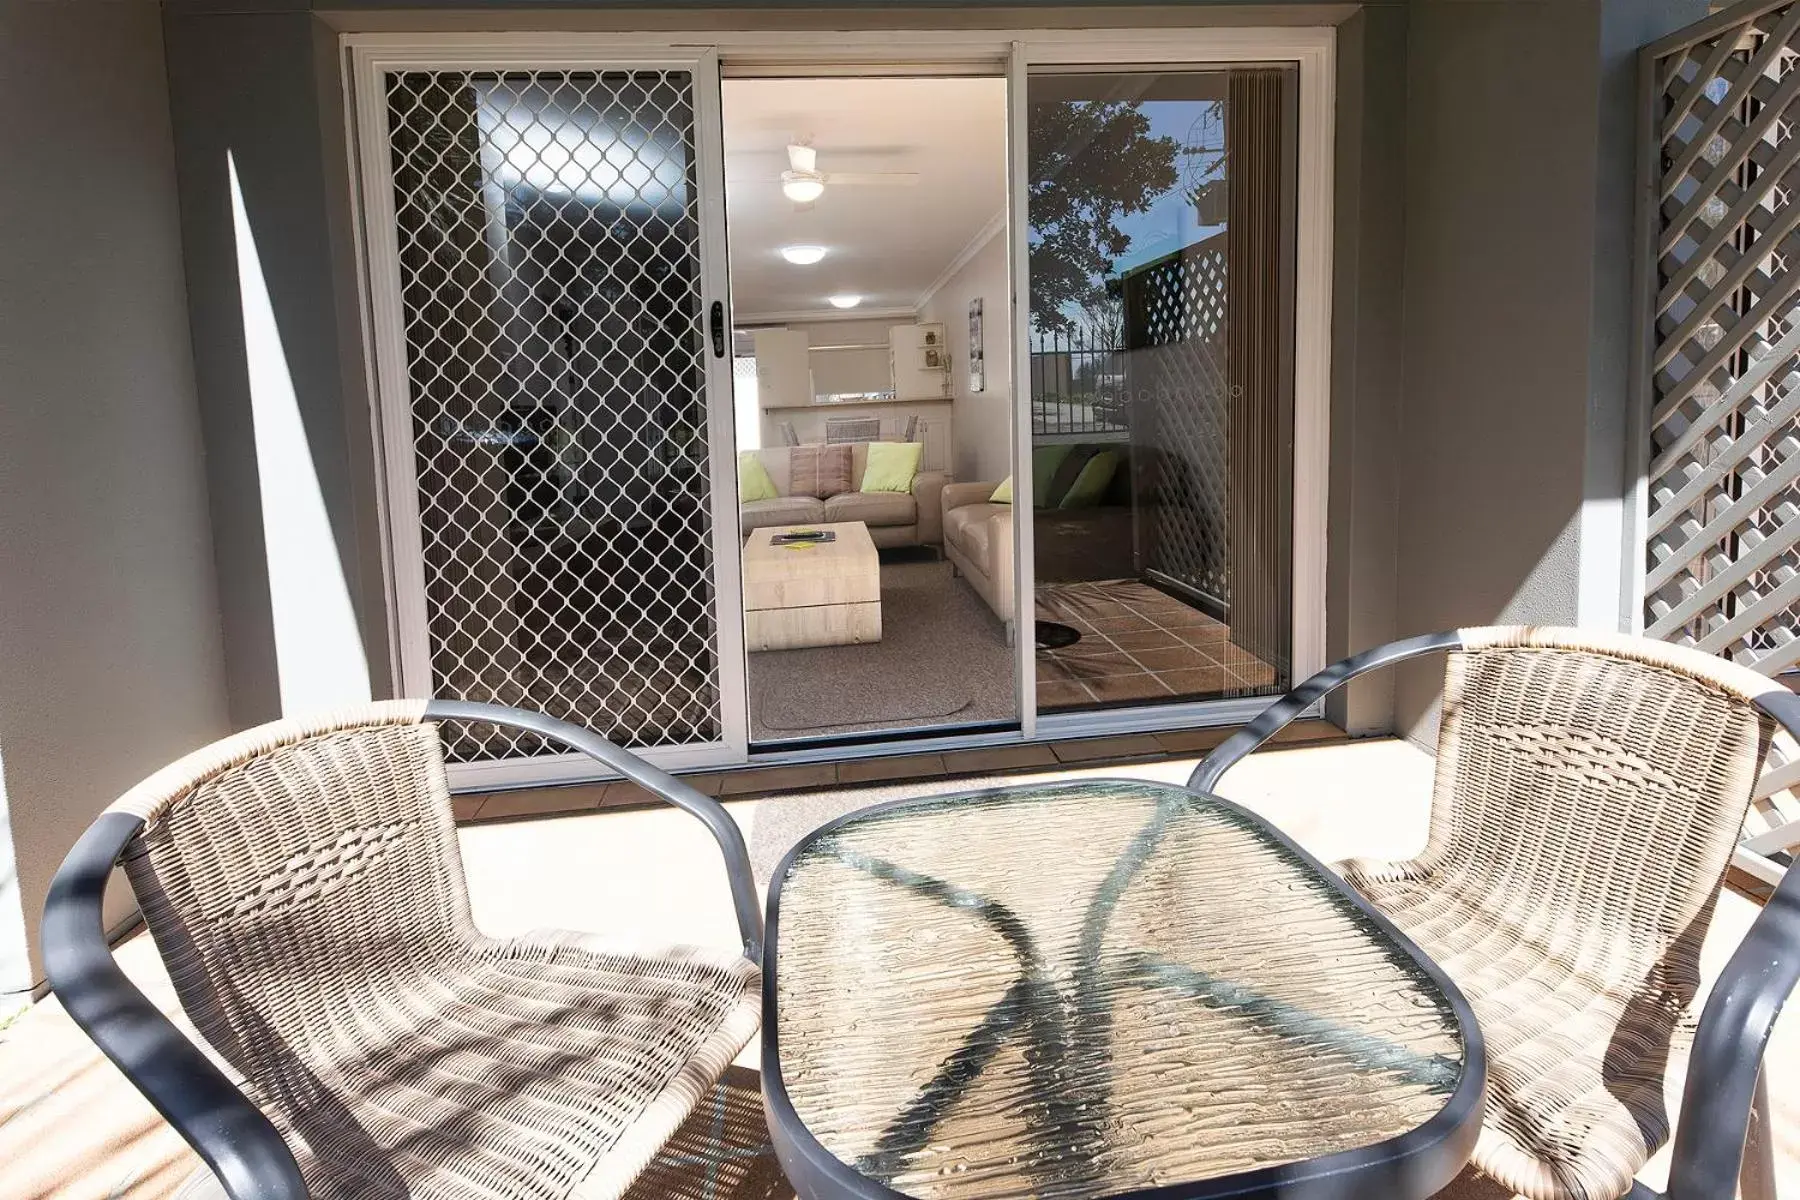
[384,70,722,760]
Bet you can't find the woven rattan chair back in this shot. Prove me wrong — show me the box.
[1425,629,1771,940]
[57,700,763,1200]
[116,704,476,1112]
[1343,628,1786,1200]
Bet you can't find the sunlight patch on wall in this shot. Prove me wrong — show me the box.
[229,153,371,715]
[0,743,28,995]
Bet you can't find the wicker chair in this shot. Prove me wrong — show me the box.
[1192,627,1800,1200]
[42,700,764,1200]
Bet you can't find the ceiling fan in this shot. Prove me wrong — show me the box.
[777,143,919,209]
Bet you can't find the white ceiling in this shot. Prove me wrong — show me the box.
[722,77,1008,321]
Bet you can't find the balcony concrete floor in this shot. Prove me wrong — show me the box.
[2,739,1795,1199]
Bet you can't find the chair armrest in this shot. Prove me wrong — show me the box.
[1187,631,1464,793]
[42,813,307,1200]
[1665,690,1800,1200]
[912,471,949,545]
[941,480,1000,512]
[424,700,764,961]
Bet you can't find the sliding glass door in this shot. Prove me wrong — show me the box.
[1020,63,1304,719]
[352,44,746,784]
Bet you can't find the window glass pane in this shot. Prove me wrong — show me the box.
[1027,67,1298,713]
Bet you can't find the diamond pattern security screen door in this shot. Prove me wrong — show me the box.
[353,47,746,776]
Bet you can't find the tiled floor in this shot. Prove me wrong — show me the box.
[4,740,1796,1199]
[1035,579,1281,710]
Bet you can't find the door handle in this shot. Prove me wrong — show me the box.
[709,301,726,358]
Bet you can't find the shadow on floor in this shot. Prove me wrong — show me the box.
[632,1065,1509,1199]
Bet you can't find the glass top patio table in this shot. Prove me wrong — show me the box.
[762,779,1485,1200]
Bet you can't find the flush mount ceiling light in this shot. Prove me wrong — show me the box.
[780,244,828,266]
[827,294,863,310]
[781,176,826,205]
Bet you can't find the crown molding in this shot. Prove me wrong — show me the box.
[916,208,1007,312]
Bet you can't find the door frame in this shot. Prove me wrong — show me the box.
[344,36,747,789]
[343,26,1335,783]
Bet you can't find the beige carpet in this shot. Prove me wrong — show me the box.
[747,557,1015,740]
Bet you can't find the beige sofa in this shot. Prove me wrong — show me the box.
[740,443,947,549]
[941,481,1015,635]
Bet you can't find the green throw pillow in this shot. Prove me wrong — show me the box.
[1031,444,1074,507]
[990,476,1013,503]
[1057,450,1120,509]
[861,441,924,493]
[738,451,778,502]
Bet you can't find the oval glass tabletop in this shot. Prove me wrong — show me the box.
[763,779,1484,1200]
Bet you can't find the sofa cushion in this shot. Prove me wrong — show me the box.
[825,489,916,528]
[740,495,826,535]
[789,444,853,499]
[750,448,793,496]
[860,441,924,492]
[1058,450,1121,509]
[738,451,778,502]
[945,501,1011,561]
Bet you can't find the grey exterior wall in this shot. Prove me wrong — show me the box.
[0,1,229,991]
[143,1,1713,756]
[1389,0,1705,744]
[1324,3,1407,734]
[160,0,1408,722]
[163,9,394,727]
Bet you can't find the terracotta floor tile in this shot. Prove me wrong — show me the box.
[940,743,1060,773]
[1154,726,1235,753]
[1082,673,1173,702]
[1106,629,1187,651]
[1050,733,1168,762]
[1036,680,1094,709]
[835,754,948,784]
[1128,645,1217,672]
[1088,613,1156,632]
[1057,655,1147,679]
[477,785,606,820]
[719,763,839,795]
[1159,666,1230,696]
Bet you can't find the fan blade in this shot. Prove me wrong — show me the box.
[787,143,817,173]
[823,172,921,187]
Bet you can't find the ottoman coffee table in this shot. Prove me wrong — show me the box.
[743,521,882,651]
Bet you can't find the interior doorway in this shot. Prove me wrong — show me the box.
[720,75,1018,745]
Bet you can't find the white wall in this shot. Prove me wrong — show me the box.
[919,228,1012,484]
[0,2,230,989]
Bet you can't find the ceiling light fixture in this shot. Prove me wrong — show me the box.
[781,244,828,266]
[828,294,863,310]
[782,177,826,204]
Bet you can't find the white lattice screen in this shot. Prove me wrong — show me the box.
[1645,1,1800,885]
[1123,238,1231,608]
[383,69,723,761]
[1645,6,1800,676]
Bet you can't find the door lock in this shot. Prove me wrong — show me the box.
[709,301,726,358]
